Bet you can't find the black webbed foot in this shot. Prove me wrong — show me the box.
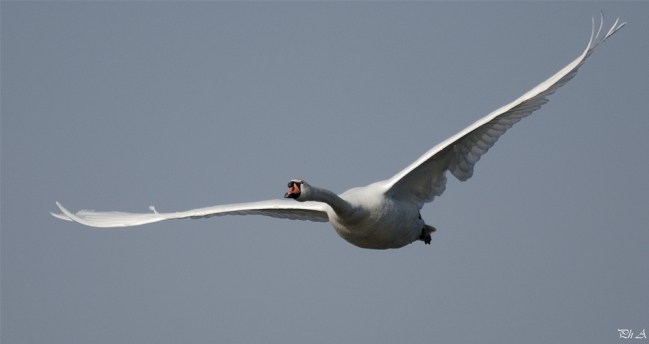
[419,228,432,245]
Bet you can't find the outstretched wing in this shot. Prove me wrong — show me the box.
[385,16,625,209]
[51,200,330,228]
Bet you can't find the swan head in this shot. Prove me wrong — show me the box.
[284,179,308,201]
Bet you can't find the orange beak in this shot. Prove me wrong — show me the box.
[284,183,301,199]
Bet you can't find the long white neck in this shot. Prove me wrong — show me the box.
[299,184,354,218]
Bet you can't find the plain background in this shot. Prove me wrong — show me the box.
[2,2,648,343]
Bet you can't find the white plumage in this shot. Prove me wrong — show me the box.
[52,17,625,249]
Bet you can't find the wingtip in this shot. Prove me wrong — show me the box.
[596,12,604,41]
[590,14,625,50]
[51,202,72,221]
[611,19,626,35]
[50,211,73,221]
[54,201,77,221]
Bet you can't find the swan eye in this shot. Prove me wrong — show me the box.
[288,180,303,188]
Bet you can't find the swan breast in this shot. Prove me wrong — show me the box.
[329,186,423,249]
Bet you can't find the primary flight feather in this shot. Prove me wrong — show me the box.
[52,17,625,249]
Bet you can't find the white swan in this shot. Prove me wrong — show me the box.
[52,17,625,249]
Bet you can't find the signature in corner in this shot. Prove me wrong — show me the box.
[619,329,647,339]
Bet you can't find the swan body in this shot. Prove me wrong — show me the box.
[51,18,625,250]
[292,180,428,249]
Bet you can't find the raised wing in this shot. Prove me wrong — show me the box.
[51,200,330,228]
[386,16,625,208]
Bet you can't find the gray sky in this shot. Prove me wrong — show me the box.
[2,2,648,343]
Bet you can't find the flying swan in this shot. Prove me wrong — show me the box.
[52,17,625,249]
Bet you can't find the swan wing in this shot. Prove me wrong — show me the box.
[51,200,330,228]
[386,17,625,208]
